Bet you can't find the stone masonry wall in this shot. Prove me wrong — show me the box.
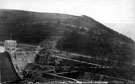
[11,51,37,77]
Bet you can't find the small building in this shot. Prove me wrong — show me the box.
[4,40,17,55]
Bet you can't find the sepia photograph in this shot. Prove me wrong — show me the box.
[0,0,135,84]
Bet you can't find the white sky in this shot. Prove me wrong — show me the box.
[0,0,135,24]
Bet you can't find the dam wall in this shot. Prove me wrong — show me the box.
[0,51,37,83]
[12,51,37,75]
[0,40,38,83]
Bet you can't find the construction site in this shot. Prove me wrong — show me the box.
[0,40,134,84]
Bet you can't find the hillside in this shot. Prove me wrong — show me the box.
[0,9,135,81]
[0,9,135,59]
